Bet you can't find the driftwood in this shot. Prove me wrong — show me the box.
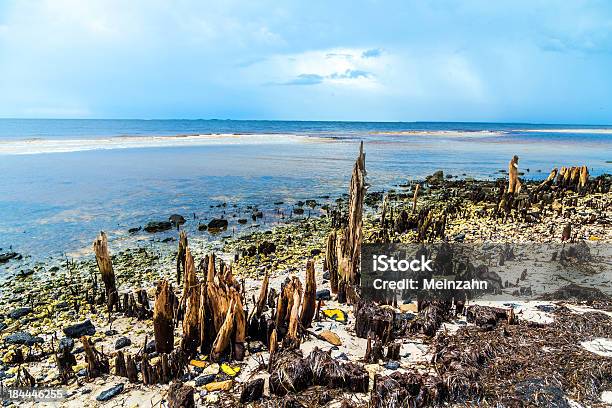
[412,183,420,213]
[92,231,119,312]
[154,279,175,353]
[123,289,151,319]
[211,299,236,361]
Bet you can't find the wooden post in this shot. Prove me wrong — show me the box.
[211,300,236,361]
[181,248,200,356]
[154,279,175,353]
[300,259,316,329]
[81,336,109,379]
[93,231,119,312]
[337,142,366,297]
[325,231,338,294]
[508,155,521,194]
[176,231,188,285]
[412,184,420,214]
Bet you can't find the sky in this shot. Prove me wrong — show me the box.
[0,0,611,123]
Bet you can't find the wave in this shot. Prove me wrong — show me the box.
[369,130,507,137]
[518,128,612,134]
[0,133,317,155]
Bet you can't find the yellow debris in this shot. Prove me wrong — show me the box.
[220,363,240,377]
[319,330,342,346]
[205,380,233,392]
[322,308,347,323]
[190,359,207,368]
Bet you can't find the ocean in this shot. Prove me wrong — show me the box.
[0,119,610,265]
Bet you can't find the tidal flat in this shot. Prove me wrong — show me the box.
[0,144,611,407]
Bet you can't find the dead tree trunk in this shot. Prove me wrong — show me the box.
[81,336,109,379]
[325,230,338,294]
[154,279,175,353]
[412,184,420,214]
[300,259,316,328]
[176,231,188,285]
[93,231,119,312]
[337,142,366,301]
[508,155,521,194]
[181,248,200,356]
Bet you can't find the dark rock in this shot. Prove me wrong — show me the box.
[145,340,156,353]
[293,208,305,215]
[322,271,330,280]
[258,241,276,256]
[161,237,175,243]
[0,322,7,332]
[274,201,284,205]
[8,307,32,319]
[105,329,118,336]
[96,383,124,401]
[55,302,69,311]
[115,336,131,350]
[128,227,141,234]
[58,337,74,353]
[0,252,20,264]
[144,221,172,233]
[63,319,96,338]
[240,378,265,403]
[310,249,322,257]
[316,289,331,301]
[536,305,555,313]
[207,218,228,232]
[385,360,400,370]
[426,170,444,184]
[197,224,208,231]
[238,218,248,224]
[305,200,318,208]
[194,374,216,387]
[76,368,87,377]
[454,233,466,242]
[169,214,186,227]
[4,331,43,346]
[16,269,34,278]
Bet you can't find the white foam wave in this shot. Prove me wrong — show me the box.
[519,128,612,134]
[0,133,314,155]
[369,130,507,137]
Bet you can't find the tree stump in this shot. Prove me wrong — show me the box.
[93,231,119,312]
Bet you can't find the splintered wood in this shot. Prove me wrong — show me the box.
[92,231,119,312]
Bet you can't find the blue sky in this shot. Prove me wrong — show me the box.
[0,0,611,123]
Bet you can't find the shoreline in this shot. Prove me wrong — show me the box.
[0,164,611,407]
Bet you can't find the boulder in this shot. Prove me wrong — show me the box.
[4,331,43,346]
[63,319,96,338]
[96,383,124,402]
[0,252,20,263]
[426,170,444,184]
[169,214,186,226]
[208,219,228,232]
[8,307,32,320]
[115,336,131,350]
[144,221,172,233]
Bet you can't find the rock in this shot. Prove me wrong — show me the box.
[145,340,156,353]
[0,252,20,264]
[238,218,248,224]
[105,329,118,336]
[115,336,131,350]
[144,221,172,233]
[293,208,305,215]
[16,269,34,278]
[128,227,141,234]
[169,214,186,227]
[310,249,322,257]
[205,380,233,392]
[258,241,276,256]
[207,218,228,232]
[194,374,216,387]
[322,271,330,280]
[96,383,124,402]
[305,199,318,208]
[58,337,74,353]
[384,360,400,370]
[4,332,43,346]
[426,170,444,184]
[8,307,32,319]
[0,322,7,332]
[197,224,208,231]
[316,289,331,301]
[240,378,265,403]
[63,319,96,338]
[454,233,466,242]
[167,383,194,408]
